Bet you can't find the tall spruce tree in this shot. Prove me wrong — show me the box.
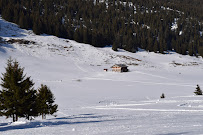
[0,58,37,122]
[37,84,58,119]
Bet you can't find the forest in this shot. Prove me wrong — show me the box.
[0,0,203,56]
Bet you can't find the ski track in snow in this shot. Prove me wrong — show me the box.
[133,70,170,80]
[74,61,88,73]
[85,96,203,113]
[92,107,203,112]
[83,77,195,87]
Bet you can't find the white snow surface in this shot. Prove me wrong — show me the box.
[1,17,203,135]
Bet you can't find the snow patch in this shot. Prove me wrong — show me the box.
[11,121,27,125]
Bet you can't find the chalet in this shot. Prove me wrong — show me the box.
[111,64,128,72]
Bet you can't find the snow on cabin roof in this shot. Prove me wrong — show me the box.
[111,64,128,68]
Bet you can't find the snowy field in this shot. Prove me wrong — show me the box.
[0,17,203,135]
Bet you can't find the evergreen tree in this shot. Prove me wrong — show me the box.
[73,29,81,43]
[23,88,38,120]
[2,5,14,22]
[18,12,27,29]
[36,84,58,119]
[194,85,202,95]
[0,58,37,122]
[198,46,203,56]
[83,28,89,44]
[112,42,118,51]
[153,40,159,53]
[112,33,121,51]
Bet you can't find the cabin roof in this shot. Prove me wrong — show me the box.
[111,64,128,68]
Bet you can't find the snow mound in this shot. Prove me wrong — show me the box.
[10,121,27,125]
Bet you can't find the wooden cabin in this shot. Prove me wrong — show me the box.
[111,64,128,72]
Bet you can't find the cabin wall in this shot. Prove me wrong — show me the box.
[112,67,121,72]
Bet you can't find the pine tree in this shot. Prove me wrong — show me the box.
[153,40,159,53]
[83,28,89,44]
[194,85,202,95]
[0,58,37,122]
[2,5,14,22]
[112,42,118,51]
[112,33,120,51]
[73,29,81,43]
[198,46,203,56]
[37,84,58,119]
[23,87,38,120]
[18,12,27,29]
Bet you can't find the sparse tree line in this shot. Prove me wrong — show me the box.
[0,58,58,122]
[161,85,203,99]
[0,0,202,56]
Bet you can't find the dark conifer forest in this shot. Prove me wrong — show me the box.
[0,0,203,56]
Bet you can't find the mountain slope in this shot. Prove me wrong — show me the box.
[1,0,203,55]
[1,17,203,135]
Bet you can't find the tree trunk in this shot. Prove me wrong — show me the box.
[12,114,15,122]
[16,114,18,121]
[42,113,46,119]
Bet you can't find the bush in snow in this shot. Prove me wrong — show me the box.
[194,85,202,95]
[160,93,165,98]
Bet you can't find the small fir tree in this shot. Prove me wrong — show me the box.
[194,85,202,95]
[37,84,58,119]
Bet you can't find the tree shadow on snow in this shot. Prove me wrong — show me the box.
[0,114,114,132]
[0,43,14,53]
[52,114,110,120]
[157,132,191,135]
[0,123,10,127]
[0,19,26,38]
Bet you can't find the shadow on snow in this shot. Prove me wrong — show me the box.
[157,132,191,135]
[0,18,26,38]
[0,43,14,53]
[53,114,110,120]
[0,114,114,132]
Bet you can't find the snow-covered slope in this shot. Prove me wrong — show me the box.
[1,17,203,135]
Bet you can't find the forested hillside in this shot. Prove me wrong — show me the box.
[0,0,203,56]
